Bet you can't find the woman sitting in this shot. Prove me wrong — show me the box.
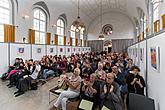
[49,68,82,110]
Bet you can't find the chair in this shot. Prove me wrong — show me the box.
[129,93,155,110]
[49,86,64,104]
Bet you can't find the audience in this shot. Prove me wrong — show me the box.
[1,51,146,110]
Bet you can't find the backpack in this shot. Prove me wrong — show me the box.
[1,73,8,81]
[30,80,38,90]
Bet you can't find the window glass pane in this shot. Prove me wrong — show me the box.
[72,38,75,46]
[0,0,9,9]
[61,28,64,36]
[57,27,61,35]
[35,31,40,44]
[61,20,64,27]
[33,19,39,30]
[80,34,83,40]
[33,9,47,44]
[39,10,46,21]
[40,32,45,44]
[71,31,75,38]
[34,10,39,19]
[0,0,10,42]
[58,36,64,45]
[0,24,4,42]
[57,19,61,26]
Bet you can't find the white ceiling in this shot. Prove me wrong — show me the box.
[46,0,148,27]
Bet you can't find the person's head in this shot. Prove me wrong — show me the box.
[15,58,20,63]
[128,58,133,64]
[86,62,90,68]
[90,73,97,82]
[19,58,23,63]
[105,62,110,68]
[29,59,33,65]
[106,73,114,84]
[112,65,118,73]
[19,62,24,67]
[98,62,103,70]
[73,68,80,76]
[76,62,81,68]
[131,66,140,75]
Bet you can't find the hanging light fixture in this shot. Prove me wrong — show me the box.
[98,0,104,40]
[72,0,85,32]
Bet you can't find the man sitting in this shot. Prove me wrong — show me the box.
[104,73,124,110]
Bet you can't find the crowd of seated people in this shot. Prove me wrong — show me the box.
[1,51,145,110]
[48,52,146,110]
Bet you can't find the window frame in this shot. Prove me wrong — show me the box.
[0,0,12,42]
[33,8,47,44]
[56,18,65,45]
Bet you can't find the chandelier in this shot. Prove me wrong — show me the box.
[72,0,85,32]
[98,0,104,40]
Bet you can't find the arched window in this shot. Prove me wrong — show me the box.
[152,0,161,22]
[71,25,76,46]
[57,18,65,45]
[0,0,12,42]
[80,28,84,46]
[33,9,46,44]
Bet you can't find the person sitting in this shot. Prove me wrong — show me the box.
[103,62,112,73]
[1,58,20,81]
[49,68,82,110]
[80,74,97,102]
[14,59,35,97]
[95,62,106,81]
[126,66,145,108]
[104,73,124,110]
[81,62,93,78]
[43,58,58,79]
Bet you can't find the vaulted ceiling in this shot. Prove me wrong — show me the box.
[45,0,148,29]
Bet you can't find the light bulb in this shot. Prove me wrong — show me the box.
[76,28,79,32]
[78,26,82,30]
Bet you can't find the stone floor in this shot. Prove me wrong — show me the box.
[0,78,59,110]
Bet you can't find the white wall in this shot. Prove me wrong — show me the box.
[10,43,31,64]
[87,12,135,40]
[127,32,165,110]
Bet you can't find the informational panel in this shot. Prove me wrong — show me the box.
[66,46,72,56]
[71,46,77,55]
[57,46,66,56]
[139,41,146,80]
[0,43,8,76]
[87,47,91,53]
[10,43,31,64]
[32,44,46,60]
[75,47,79,54]
[82,47,85,53]
[77,47,82,54]
[47,45,57,56]
[84,47,88,53]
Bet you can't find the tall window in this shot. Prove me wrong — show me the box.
[57,19,65,45]
[152,0,160,22]
[0,0,11,42]
[80,28,84,46]
[143,16,147,38]
[33,9,46,44]
[71,25,76,46]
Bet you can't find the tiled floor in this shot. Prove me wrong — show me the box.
[0,78,59,110]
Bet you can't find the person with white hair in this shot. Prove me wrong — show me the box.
[49,68,82,110]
